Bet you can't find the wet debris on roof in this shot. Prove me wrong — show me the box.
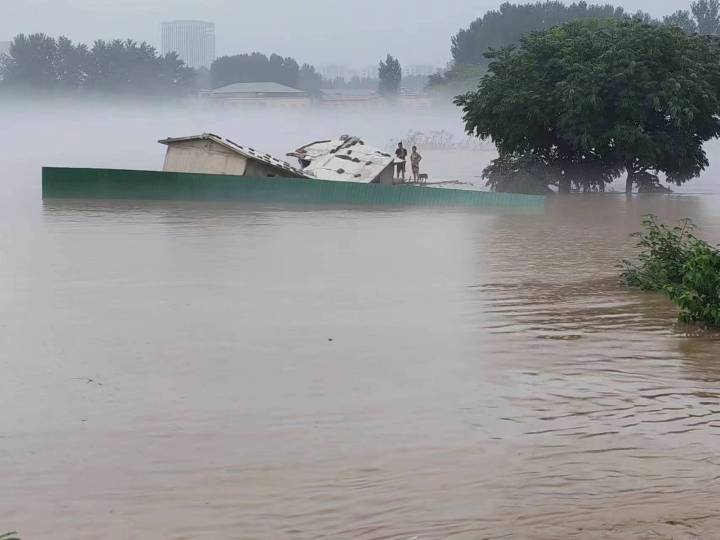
[287,135,394,182]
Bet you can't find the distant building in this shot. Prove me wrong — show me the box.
[204,82,312,107]
[161,20,215,69]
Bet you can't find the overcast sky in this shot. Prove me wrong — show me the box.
[0,0,687,67]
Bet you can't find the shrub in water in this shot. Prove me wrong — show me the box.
[621,215,720,327]
[668,244,720,326]
[620,215,700,291]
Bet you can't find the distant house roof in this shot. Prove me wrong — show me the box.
[288,136,394,182]
[158,133,311,178]
[210,82,307,96]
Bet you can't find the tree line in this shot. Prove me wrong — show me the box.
[430,0,720,94]
[0,33,411,98]
[0,34,195,95]
[210,52,409,96]
[209,53,323,94]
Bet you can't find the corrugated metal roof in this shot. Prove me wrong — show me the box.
[288,136,394,182]
[158,133,311,178]
[210,82,306,95]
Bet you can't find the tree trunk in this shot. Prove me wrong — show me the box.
[625,163,635,194]
[558,177,571,194]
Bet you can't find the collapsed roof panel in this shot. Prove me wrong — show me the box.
[288,136,394,182]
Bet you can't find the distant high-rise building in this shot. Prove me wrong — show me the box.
[161,20,215,69]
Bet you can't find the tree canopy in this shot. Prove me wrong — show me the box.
[209,53,328,96]
[430,1,637,93]
[0,33,195,95]
[378,54,402,96]
[456,19,720,193]
[665,0,720,34]
[210,53,299,89]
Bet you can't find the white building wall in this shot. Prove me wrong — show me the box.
[163,140,248,175]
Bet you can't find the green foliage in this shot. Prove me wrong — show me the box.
[0,533,20,540]
[432,1,637,91]
[664,1,720,35]
[621,215,720,327]
[692,0,720,34]
[620,216,700,290]
[456,19,720,193]
[671,244,720,325]
[664,10,699,33]
[0,33,195,95]
[451,1,630,67]
[210,52,300,89]
[378,54,402,96]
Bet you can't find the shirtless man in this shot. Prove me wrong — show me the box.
[395,142,408,181]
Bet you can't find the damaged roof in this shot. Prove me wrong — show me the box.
[159,133,311,178]
[288,136,394,182]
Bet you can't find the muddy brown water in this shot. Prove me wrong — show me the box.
[2,191,720,539]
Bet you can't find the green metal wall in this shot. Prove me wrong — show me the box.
[42,167,545,209]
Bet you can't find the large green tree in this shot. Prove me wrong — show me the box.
[456,19,720,194]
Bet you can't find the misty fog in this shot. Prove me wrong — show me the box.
[0,97,497,204]
[2,96,719,206]
[0,0,680,67]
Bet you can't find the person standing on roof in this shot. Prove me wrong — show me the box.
[410,145,423,183]
[395,142,408,181]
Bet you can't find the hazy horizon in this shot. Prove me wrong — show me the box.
[0,0,686,68]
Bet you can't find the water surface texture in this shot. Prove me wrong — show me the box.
[3,103,720,539]
[2,193,720,539]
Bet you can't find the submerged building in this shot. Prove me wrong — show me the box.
[158,133,394,183]
[159,133,310,178]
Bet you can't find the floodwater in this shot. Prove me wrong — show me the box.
[2,105,720,539]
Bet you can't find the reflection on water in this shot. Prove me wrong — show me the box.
[2,195,720,539]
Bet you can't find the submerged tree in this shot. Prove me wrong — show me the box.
[378,54,402,96]
[456,19,720,194]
